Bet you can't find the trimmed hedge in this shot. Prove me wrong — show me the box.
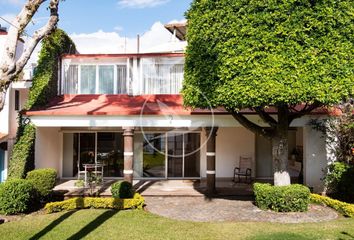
[0,179,36,215]
[26,168,57,198]
[254,183,310,212]
[311,194,354,218]
[45,193,145,213]
[111,181,134,198]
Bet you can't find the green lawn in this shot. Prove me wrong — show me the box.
[0,210,353,240]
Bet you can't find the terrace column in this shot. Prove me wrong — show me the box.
[123,127,134,183]
[205,127,218,195]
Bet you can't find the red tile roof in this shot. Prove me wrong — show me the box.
[24,94,211,116]
[24,94,337,116]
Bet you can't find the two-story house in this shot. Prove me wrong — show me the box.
[22,23,333,193]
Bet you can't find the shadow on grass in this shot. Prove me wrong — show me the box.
[29,211,76,240]
[66,210,118,240]
[340,231,354,240]
[250,232,313,240]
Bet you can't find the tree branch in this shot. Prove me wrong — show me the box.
[0,0,60,111]
[288,102,323,125]
[254,107,278,128]
[14,0,59,77]
[230,110,274,140]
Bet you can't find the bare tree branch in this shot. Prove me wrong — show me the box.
[288,102,323,125]
[0,0,60,111]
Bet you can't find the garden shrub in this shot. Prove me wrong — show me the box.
[26,168,57,198]
[253,183,310,212]
[45,193,145,213]
[111,181,134,198]
[311,194,354,218]
[324,162,354,203]
[0,179,36,215]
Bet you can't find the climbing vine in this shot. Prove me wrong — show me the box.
[8,29,76,179]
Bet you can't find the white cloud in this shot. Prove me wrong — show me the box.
[69,21,184,54]
[113,25,124,32]
[118,0,169,9]
[168,19,187,24]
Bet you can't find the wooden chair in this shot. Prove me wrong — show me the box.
[233,156,252,184]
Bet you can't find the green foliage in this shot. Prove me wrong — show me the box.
[44,193,145,213]
[253,183,310,212]
[324,162,354,203]
[310,102,354,164]
[311,193,354,218]
[26,168,57,198]
[0,179,36,215]
[111,181,134,198]
[183,0,354,110]
[7,123,36,179]
[25,29,76,110]
[9,29,76,179]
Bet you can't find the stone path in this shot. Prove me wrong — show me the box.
[144,196,338,223]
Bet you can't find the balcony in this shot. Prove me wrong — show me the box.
[59,53,185,95]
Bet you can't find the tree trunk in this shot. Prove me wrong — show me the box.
[272,106,291,186]
[272,135,290,186]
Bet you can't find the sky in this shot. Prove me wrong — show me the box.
[0,0,192,57]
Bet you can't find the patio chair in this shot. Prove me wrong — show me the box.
[233,156,252,184]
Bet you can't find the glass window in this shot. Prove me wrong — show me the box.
[117,65,127,94]
[81,65,96,94]
[63,65,78,94]
[167,133,183,177]
[184,133,200,177]
[97,133,124,177]
[79,133,96,171]
[141,57,184,94]
[99,66,114,94]
[142,134,166,178]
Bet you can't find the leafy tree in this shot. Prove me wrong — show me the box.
[183,0,354,185]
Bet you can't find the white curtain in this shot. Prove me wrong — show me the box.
[117,65,127,94]
[142,58,184,94]
[81,65,96,94]
[63,65,78,94]
[99,65,114,94]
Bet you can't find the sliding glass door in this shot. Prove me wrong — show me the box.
[142,134,166,177]
[63,131,200,179]
[167,133,183,178]
[134,132,201,179]
[63,132,124,178]
[97,133,124,177]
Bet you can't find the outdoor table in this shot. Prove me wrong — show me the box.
[82,163,104,185]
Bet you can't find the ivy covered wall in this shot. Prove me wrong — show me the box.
[8,29,76,179]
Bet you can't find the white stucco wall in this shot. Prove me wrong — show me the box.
[200,127,255,178]
[303,125,328,193]
[0,88,10,135]
[35,127,61,175]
